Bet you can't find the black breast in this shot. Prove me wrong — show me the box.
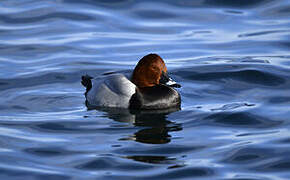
[129,84,181,110]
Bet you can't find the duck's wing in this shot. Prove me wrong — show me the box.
[104,74,136,96]
[86,74,136,108]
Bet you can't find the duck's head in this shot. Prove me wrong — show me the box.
[131,54,181,88]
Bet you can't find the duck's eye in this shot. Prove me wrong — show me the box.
[159,71,169,84]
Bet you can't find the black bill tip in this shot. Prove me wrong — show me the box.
[169,83,181,88]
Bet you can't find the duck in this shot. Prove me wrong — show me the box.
[81,53,181,110]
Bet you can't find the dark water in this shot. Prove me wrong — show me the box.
[0,0,290,179]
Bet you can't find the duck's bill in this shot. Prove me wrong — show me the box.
[166,78,181,88]
[160,71,181,88]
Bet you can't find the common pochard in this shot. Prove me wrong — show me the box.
[81,54,181,109]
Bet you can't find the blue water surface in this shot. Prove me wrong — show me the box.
[0,0,290,179]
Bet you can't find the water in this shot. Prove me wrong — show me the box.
[0,0,290,179]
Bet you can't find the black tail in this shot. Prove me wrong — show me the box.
[81,75,93,96]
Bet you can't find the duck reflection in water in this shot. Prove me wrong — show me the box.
[87,105,182,144]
